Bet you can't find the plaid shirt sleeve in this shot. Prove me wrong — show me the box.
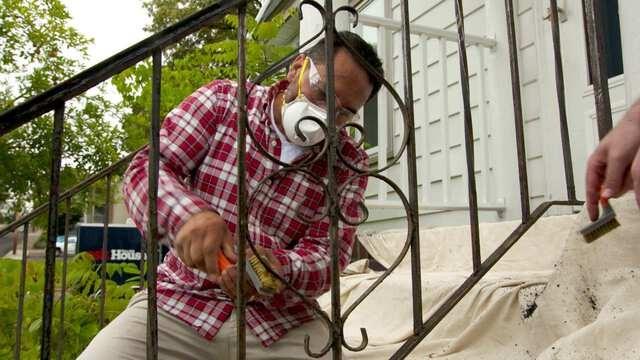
[122,82,225,243]
[270,153,369,299]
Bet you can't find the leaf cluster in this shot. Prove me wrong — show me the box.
[0,254,142,359]
[113,7,294,151]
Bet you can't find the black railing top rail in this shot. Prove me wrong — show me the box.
[0,0,246,136]
[0,147,142,238]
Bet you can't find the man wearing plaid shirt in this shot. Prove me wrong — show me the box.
[80,31,383,359]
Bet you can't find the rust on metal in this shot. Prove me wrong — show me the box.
[99,174,112,328]
[57,198,72,360]
[504,0,531,221]
[235,4,248,359]
[14,223,29,360]
[549,0,576,201]
[399,0,424,333]
[41,103,65,360]
[454,0,481,271]
[583,0,613,139]
[146,49,162,360]
[323,1,343,359]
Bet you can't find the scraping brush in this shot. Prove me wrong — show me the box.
[579,200,620,243]
[217,252,282,296]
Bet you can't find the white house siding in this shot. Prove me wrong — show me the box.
[358,0,503,230]
[293,0,638,232]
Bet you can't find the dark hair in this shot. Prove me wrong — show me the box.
[305,31,384,101]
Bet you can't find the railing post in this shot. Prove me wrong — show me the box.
[147,49,162,360]
[583,0,613,139]
[235,3,248,360]
[504,0,531,221]
[14,223,29,360]
[40,103,65,360]
[99,174,112,328]
[56,198,72,360]
[323,1,344,359]
[454,0,481,271]
[399,0,424,333]
[549,0,576,201]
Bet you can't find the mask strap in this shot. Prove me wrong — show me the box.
[297,57,309,98]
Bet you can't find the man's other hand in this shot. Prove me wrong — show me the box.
[586,100,640,221]
[174,211,237,282]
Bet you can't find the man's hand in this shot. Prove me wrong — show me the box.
[174,211,237,282]
[586,100,640,221]
[219,246,283,299]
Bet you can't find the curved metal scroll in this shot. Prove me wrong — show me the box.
[238,2,420,357]
[339,173,414,351]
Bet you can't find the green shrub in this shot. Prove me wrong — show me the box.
[0,253,142,359]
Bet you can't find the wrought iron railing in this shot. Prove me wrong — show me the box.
[0,0,613,359]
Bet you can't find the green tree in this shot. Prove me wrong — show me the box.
[113,4,294,151]
[141,0,260,60]
[0,0,125,222]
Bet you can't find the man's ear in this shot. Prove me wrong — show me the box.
[286,54,307,83]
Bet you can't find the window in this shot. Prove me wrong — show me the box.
[583,0,624,82]
[363,95,378,148]
[361,24,380,149]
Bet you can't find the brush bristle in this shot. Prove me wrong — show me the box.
[582,218,620,243]
[246,256,282,296]
[580,205,620,243]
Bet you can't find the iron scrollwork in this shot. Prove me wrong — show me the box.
[241,2,419,357]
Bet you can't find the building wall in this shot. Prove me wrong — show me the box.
[307,0,636,232]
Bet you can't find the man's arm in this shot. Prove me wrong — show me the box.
[122,81,236,279]
[586,98,640,220]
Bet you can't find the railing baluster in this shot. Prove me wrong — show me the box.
[147,49,162,360]
[399,0,424,333]
[235,4,248,360]
[504,0,531,222]
[14,223,29,360]
[549,0,576,201]
[439,38,451,203]
[41,103,65,360]
[583,0,613,139]
[454,0,481,271]
[323,2,344,359]
[99,174,111,328]
[56,198,72,360]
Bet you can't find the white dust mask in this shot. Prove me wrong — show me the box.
[280,58,327,146]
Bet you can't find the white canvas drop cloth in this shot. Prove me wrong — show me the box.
[318,195,640,359]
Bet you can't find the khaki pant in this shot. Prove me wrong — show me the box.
[78,292,331,360]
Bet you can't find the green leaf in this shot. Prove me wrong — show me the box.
[28,318,42,333]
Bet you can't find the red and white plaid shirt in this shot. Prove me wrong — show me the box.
[122,79,368,347]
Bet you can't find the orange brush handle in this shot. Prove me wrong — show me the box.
[217,252,233,272]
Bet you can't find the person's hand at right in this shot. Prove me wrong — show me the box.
[586,100,640,221]
[174,211,237,283]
